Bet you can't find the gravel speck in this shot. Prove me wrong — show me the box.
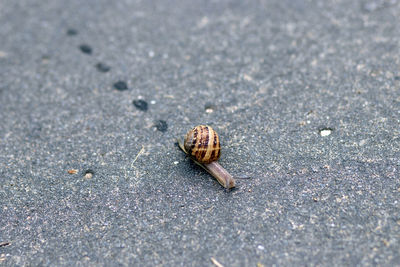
[155,120,168,132]
[83,169,94,179]
[133,100,148,111]
[113,81,128,91]
[79,44,92,55]
[95,62,111,72]
[319,128,333,137]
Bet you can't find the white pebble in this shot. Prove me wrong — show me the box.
[320,129,332,137]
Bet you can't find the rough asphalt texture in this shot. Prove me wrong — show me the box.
[0,0,399,266]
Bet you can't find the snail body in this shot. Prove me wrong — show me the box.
[179,125,235,189]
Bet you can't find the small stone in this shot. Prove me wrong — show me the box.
[204,103,215,113]
[319,128,333,137]
[95,62,110,72]
[359,139,367,146]
[155,120,168,132]
[79,44,92,54]
[243,74,253,81]
[84,170,94,179]
[382,239,390,247]
[114,81,128,91]
[133,99,148,111]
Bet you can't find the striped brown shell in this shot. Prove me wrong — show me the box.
[184,125,221,164]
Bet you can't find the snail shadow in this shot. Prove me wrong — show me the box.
[174,141,249,192]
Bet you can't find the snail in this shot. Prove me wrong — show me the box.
[178,125,235,189]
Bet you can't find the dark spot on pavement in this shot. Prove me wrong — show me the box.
[155,120,168,132]
[79,44,92,55]
[133,100,148,111]
[42,55,51,60]
[27,124,42,138]
[114,81,128,91]
[96,62,111,73]
[67,29,78,36]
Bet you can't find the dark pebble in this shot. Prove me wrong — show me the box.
[114,81,128,91]
[67,29,78,36]
[79,44,92,55]
[155,120,168,132]
[95,62,111,72]
[133,100,148,111]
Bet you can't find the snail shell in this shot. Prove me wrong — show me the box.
[184,125,221,164]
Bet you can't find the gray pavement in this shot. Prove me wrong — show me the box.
[0,0,399,266]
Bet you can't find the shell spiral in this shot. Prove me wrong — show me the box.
[184,125,221,164]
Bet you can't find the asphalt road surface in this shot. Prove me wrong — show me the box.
[0,0,399,266]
